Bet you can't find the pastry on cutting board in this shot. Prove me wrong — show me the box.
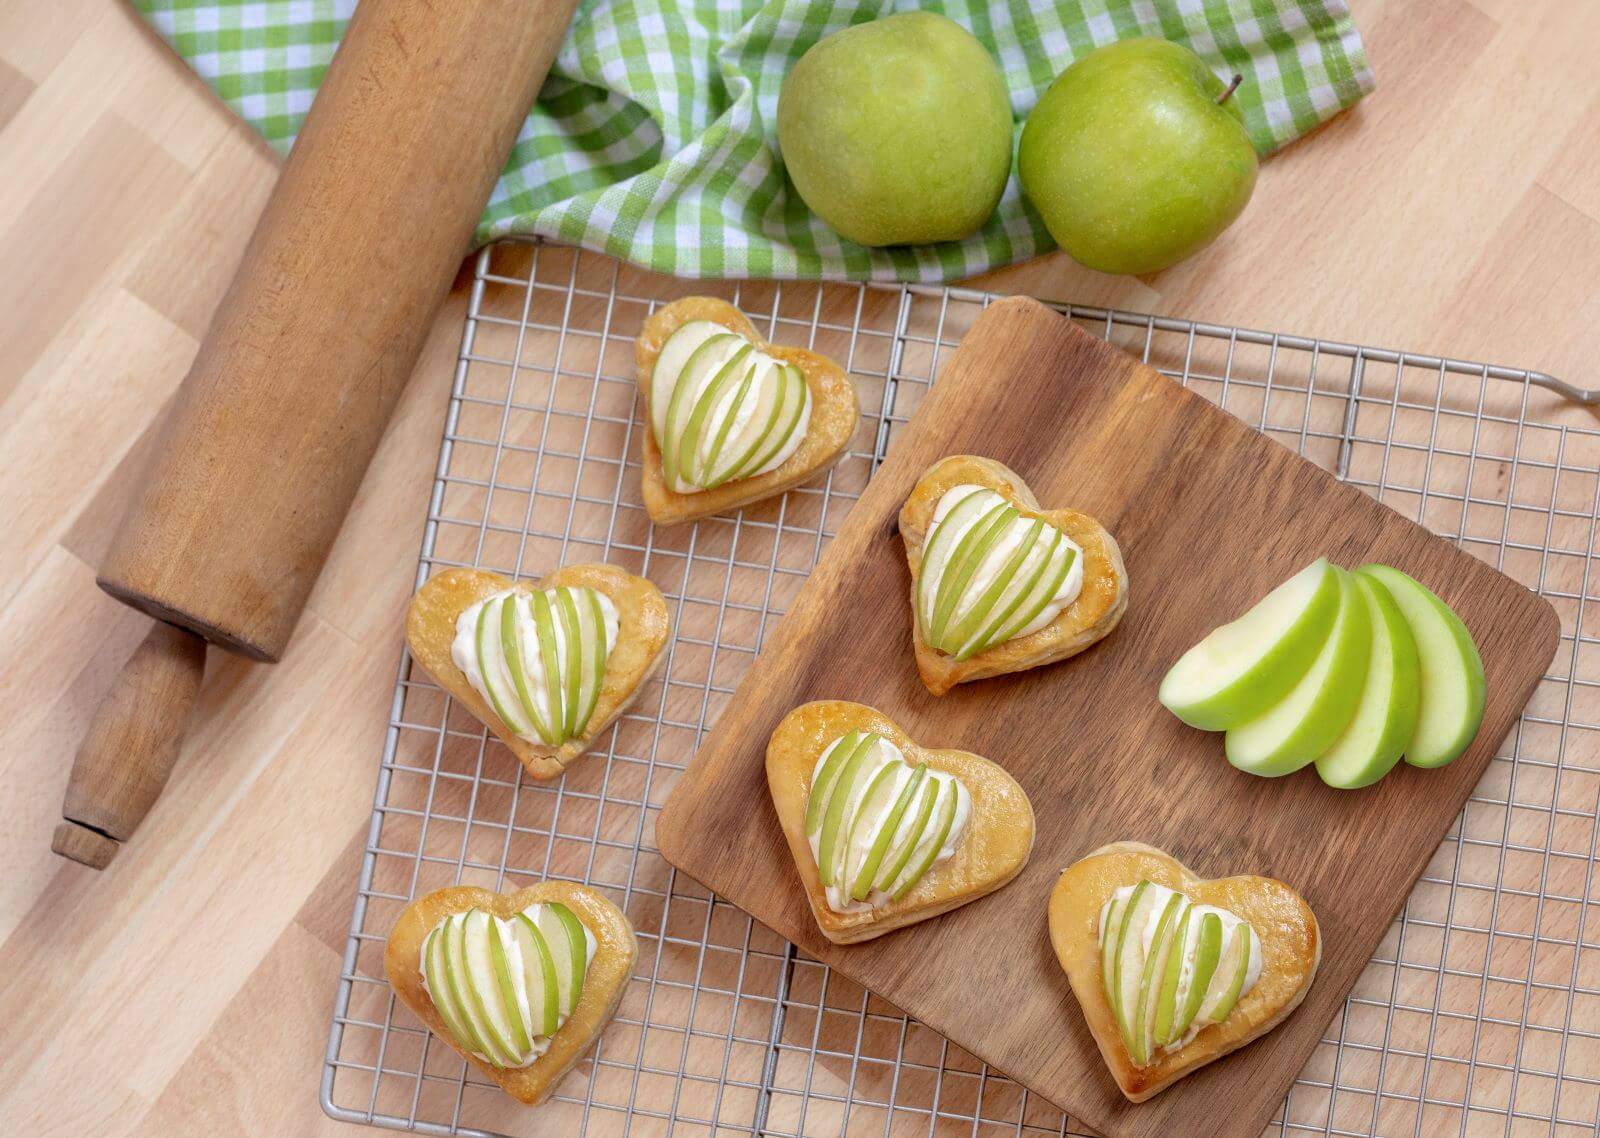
[634,297,859,525]
[1047,842,1321,1103]
[766,700,1034,944]
[407,564,669,779]
[898,455,1128,696]
[385,882,636,1105]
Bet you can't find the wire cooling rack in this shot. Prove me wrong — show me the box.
[322,239,1600,1138]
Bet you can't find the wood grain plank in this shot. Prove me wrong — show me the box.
[655,298,1560,1138]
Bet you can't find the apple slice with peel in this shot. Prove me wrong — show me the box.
[1160,558,1342,731]
[1313,572,1421,788]
[1111,882,1166,1055]
[1224,567,1371,776]
[1131,891,1186,1064]
[1358,564,1486,768]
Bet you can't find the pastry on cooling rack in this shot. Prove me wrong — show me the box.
[898,455,1128,696]
[406,564,669,779]
[1048,842,1320,1103]
[385,882,636,1105]
[634,297,859,525]
[765,700,1034,944]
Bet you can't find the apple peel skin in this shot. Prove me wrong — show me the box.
[898,455,1128,696]
[635,298,860,525]
[1048,842,1321,1103]
[407,565,670,780]
[385,882,637,1105]
[767,700,1036,945]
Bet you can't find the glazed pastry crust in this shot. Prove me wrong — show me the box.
[898,455,1129,695]
[635,297,859,525]
[1047,842,1321,1103]
[406,565,670,779]
[766,700,1035,945]
[384,882,638,1105]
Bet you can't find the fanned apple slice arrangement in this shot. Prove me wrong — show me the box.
[1160,559,1486,788]
[635,297,859,525]
[898,456,1128,696]
[385,882,637,1105]
[1048,843,1320,1103]
[766,700,1035,944]
[407,564,670,779]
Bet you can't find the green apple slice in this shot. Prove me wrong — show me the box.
[1109,882,1164,1055]
[852,763,927,901]
[650,320,722,438]
[874,775,938,893]
[487,913,533,1056]
[1099,893,1128,1002]
[1132,892,1185,1064]
[890,779,959,900]
[1225,567,1372,777]
[1151,905,1194,1047]
[1160,557,1343,730]
[805,731,861,835]
[499,595,549,743]
[424,922,480,1061]
[1196,924,1253,1025]
[916,489,991,636]
[513,911,561,1038]
[1358,564,1486,769]
[985,531,1076,652]
[549,902,589,1015]
[572,588,608,735]
[529,590,567,745]
[815,734,879,887]
[659,332,741,485]
[699,357,759,482]
[842,761,901,898]
[441,916,501,1064]
[928,502,1017,645]
[460,911,522,1066]
[676,343,754,488]
[1172,910,1222,1041]
[709,359,782,486]
[532,904,580,1021]
[477,599,530,738]
[1314,571,1422,788]
[554,589,584,741]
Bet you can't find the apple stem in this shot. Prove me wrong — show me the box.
[1217,74,1243,105]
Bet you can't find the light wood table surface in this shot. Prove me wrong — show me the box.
[2,3,1598,1136]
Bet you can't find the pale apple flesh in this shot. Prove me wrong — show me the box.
[421,904,597,1069]
[1159,557,1341,731]
[1225,567,1372,777]
[651,321,811,494]
[1313,572,1421,788]
[1357,564,1486,768]
[1098,880,1262,1066]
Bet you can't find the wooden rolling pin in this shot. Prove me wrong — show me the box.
[53,0,579,869]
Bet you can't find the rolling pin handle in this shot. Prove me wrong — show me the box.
[53,622,207,869]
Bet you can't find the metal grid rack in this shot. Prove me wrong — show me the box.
[322,239,1600,1138]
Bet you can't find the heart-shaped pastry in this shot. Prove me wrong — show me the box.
[766,700,1034,944]
[407,564,670,779]
[635,297,859,525]
[1048,842,1321,1102]
[898,455,1128,695]
[385,881,637,1105]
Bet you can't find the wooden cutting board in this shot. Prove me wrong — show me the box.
[653,297,1559,1138]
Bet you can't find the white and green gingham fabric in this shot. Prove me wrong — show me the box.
[134,0,1373,282]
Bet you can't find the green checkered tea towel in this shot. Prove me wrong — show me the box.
[133,0,1372,282]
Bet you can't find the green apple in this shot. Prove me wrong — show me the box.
[425,920,482,1062]
[1018,38,1258,275]
[1151,905,1193,1046]
[842,761,901,897]
[1110,882,1164,1055]
[1314,572,1422,788]
[1160,558,1342,731]
[1226,567,1372,776]
[814,733,879,887]
[805,730,861,834]
[725,363,807,482]
[487,914,533,1056]
[777,12,1013,246]
[573,587,608,735]
[651,321,720,439]
[929,501,1017,640]
[875,774,938,893]
[1196,924,1253,1024]
[891,779,959,901]
[1358,565,1486,768]
[461,911,521,1066]
[529,590,567,742]
[1172,910,1222,1041]
[676,343,754,488]
[514,911,561,1039]
[1132,891,1185,1064]
[659,332,741,487]
[548,903,589,1013]
[943,516,1043,650]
